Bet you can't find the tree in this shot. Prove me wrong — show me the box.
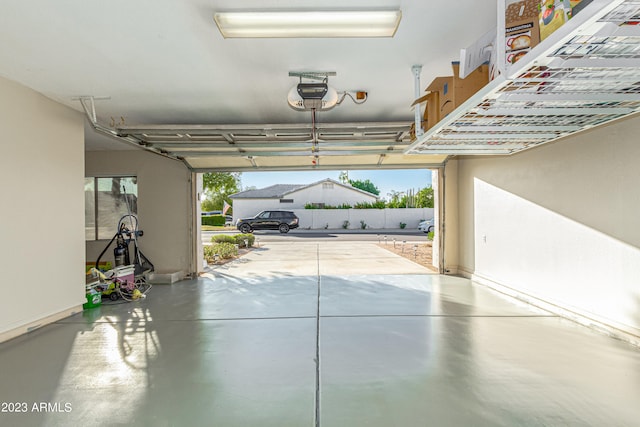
[385,187,433,208]
[201,172,241,212]
[338,171,349,184]
[386,190,405,208]
[203,172,241,193]
[349,178,380,195]
[415,187,434,208]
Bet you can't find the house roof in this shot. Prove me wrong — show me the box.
[230,178,378,199]
[286,178,378,198]
[230,184,304,199]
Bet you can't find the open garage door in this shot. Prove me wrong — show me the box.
[111,122,447,172]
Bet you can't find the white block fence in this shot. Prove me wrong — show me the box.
[291,208,434,230]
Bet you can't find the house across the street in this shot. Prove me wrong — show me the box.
[230,178,378,220]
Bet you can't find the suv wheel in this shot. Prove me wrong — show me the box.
[427,226,434,233]
[278,224,290,234]
[239,223,252,234]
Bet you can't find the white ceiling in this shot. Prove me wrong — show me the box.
[0,0,497,167]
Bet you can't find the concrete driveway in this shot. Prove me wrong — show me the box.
[201,228,431,245]
[1,241,639,427]
[213,241,433,277]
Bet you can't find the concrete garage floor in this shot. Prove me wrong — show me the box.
[1,242,640,427]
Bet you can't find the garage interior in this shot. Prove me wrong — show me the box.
[1,0,640,425]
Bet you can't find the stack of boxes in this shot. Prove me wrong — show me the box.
[412,62,490,137]
[411,0,590,139]
[539,1,591,40]
[505,0,541,66]
[505,0,590,66]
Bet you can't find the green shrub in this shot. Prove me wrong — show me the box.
[204,235,255,263]
[399,222,407,229]
[353,200,386,209]
[202,215,226,226]
[203,245,216,263]
[211,234,236,244]
[204,244,232,263]
[210,233,255,248]
[360,220,367,229]
[342,220,350,229]
[235,233,255,248]
[204,242,238,262]
[216,242,238,258]
[305,203,352,209]
[427,231,434,241]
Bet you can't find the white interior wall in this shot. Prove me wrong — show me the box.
[0,77,85,341]
[85,151,194,275]
[455,116,640,339]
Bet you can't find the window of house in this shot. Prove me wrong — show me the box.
[280,199,294,203]
[85,177,138,240]
[322,183,334,189]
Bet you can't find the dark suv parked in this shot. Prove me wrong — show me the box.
[236,210,299,234]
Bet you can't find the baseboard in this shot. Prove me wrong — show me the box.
[0,305,82,344]
[456,266,474,279]
[469,273,640,348]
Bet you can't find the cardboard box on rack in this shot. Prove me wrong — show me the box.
[539,0,568,41]
[505,0,540,65]
[411,63,489,137]
[423,92,439,130]
[426,77,455,120]
[539,0,588,41]
[423,65,489,121]
[452,62,490,105]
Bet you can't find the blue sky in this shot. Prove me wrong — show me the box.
[239,169,432,199]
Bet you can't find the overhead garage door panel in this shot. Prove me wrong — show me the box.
[106,121,447,171]
[185,156,256,170]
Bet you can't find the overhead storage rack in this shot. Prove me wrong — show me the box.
[406,0,640,156]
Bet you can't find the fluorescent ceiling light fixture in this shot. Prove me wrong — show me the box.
[214,10,402,38]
